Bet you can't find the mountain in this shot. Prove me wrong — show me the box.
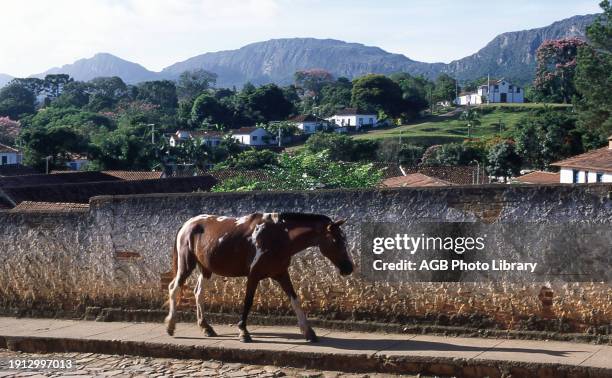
[442,14,597,83]
[33,53,158,83]
[20,13,599,87]
[0,74,13,88]
[161,38,446,88]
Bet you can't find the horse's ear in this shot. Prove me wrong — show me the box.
[334,219,346,227]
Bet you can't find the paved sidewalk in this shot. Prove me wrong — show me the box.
[0,317,610,377]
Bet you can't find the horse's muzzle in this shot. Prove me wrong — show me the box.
[338,260,354,276]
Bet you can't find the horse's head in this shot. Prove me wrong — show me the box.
[319,219,353,276]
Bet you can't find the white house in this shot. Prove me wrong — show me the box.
[288,114,328,134]
[456,79,524,105]
[231,127,275,147]
[551,135,612,183]
[0,143,21,165]
[326,108,378,131]
[169,130,224,147]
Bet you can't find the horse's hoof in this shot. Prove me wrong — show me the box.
[305,328,318,342]
[166,327,175,336]
[239,334,253,343]
[204,328,218,337]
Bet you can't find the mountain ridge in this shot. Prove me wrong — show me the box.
[17,13,600,87]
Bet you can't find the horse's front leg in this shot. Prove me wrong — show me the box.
[238,275,260,342]
[273,271,317,342]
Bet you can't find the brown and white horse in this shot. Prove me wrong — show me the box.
[164,212,353,342]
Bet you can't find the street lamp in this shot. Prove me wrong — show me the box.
[470,159,480,185]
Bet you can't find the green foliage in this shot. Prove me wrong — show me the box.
[433,74,457,103]
[177,69,217,100]
[351,74,404,116]
[534,38,587,103]
[305,132,377,161]
[0,83,36,119]
[459,108,482,137]
[20,126,87,170]
[294,69,334,96]
[486,141,522,181]
[421,142,486,167]
[136,80,178,111]
[391,73,432,117]
[376,140,424,165]
[574,0,612,144]
[514,108,583,169]
[246,84,295,122]
[211,176,265,192]
[214,151,383,192]
[191,93,231,128]
[215,149,279,170]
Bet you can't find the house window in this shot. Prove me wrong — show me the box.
[252,135,258,141]
[305,125,311,132]
[359,117,363,125]
[572,170,579,183]
[1,156,7,165]
[596,173,603,182]
[585,171,590,183]
[369,118,374,124]
[516,88,520,93]
[494,85,499,92]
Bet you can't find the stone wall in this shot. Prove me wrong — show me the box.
[1,184,611,332]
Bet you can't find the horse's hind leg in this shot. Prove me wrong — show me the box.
[273,271,317,342]
[165,247,196,336]
[194,266,217,337]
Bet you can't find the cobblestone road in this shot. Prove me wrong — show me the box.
[0,349,422,377]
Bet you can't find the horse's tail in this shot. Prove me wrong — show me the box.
[163,226,183,309]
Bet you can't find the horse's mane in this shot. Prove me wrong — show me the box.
[278,212,331,223]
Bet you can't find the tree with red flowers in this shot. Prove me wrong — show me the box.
[534,38,587,103]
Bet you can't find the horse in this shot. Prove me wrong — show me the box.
[164,212,353,343]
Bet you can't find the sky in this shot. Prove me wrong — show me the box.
[0,0,602,77]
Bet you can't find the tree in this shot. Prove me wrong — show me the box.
[191,94,231,128]
[376,139,424,165]
[87,77,129,112]
[391,73,431,118]
[351,74,404,116]
[263,121,300,141]
[420,142,485,167]
[514,108,582,169]
[0,83,36,119]
[213,150,383,191]
[575,0,612,147]
[314,78,352,116]
[534,38,587,103]
[54,81,90,108]
[216,149,279,170]
[245,84,294,122]
[305,132,377,161]
[486,141,522,182]
[459,108,481,138]
[136,80,178,111]
[177,69,217,100]
[0,116,20,145]
[20,126,87,170]
[294,69,334,96]
[43,74,73,101]
[433,74,457,103]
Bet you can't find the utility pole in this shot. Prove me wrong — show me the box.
[148,124,155,144]
[278,126,282,147]
[45,156,52,174]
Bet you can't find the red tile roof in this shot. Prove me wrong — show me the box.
[102,171,164,180]
[516,171,560,184]
[551,146,612,173]
[0,143,19,153]
[10,201,89,212]
[382,173,453,188]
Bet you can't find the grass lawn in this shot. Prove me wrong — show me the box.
[352,104,572,144]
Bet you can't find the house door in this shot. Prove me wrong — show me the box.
[500,93,507,103]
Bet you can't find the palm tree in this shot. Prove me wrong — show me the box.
[460,108,481,138]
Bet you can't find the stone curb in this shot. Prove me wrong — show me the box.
[82,307,612,345]
[1,335,610,378]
